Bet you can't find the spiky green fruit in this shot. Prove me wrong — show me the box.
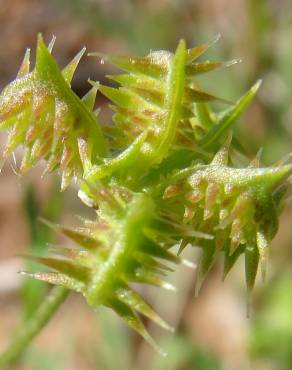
[21,187,185,353]
[1,36,291,356]
[86,39,260,187]
[161,140,292,297]
[0,35,107,190]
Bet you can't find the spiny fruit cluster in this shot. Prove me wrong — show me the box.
[0,35,291,351]
[0,36,106,190]
[161,140,292,297]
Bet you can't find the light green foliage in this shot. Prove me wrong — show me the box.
[0,36,291,351]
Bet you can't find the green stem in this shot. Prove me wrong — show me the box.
[0,286,69,369]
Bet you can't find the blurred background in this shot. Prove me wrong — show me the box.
[0,0,292,369]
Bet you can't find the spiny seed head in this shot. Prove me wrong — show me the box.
[85,53,261,188]
[0,35,107,189]
[2,36,291,351]
[161,144,292,294]
[22,190,181,351]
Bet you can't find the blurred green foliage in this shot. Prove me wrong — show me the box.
[94,307,223,370]
[21,181,63,318]
[249,273,292,370]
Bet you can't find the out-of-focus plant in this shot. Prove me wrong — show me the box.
[0,34,291,369]
[22,181,63,318]
[249,273,292,370]
[94,307,223,370]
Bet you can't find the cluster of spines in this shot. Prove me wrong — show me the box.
[85,38,261,185]
[162,140,292,298]
[0,35,262,190]
[21,187,195,353]
[1,36,291,351]
[0,35,107,190]
[95,36,232,152]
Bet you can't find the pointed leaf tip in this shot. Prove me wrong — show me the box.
[36,34,55,55]
[249,147,263,168]
[37,33,44,44]
[62,47,86,85]
[82,85,98,110]
[245,244,259,295]
[211,133,232,165]
[200,79,262,148]
[252,79,263,93]
[177,39,187,49]
[116,286,174,332]
[48,35,56,52]
[19,270,34,277]
[186,34,221,63]
[21,254,90,282]
[17,48,31,79]
[109,298,166,355]
[186,58,241,76]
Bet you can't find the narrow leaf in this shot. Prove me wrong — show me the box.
[199,80,262,148]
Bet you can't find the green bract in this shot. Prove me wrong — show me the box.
[1,36,291,352]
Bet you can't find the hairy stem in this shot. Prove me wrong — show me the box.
[0,286,69,369]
